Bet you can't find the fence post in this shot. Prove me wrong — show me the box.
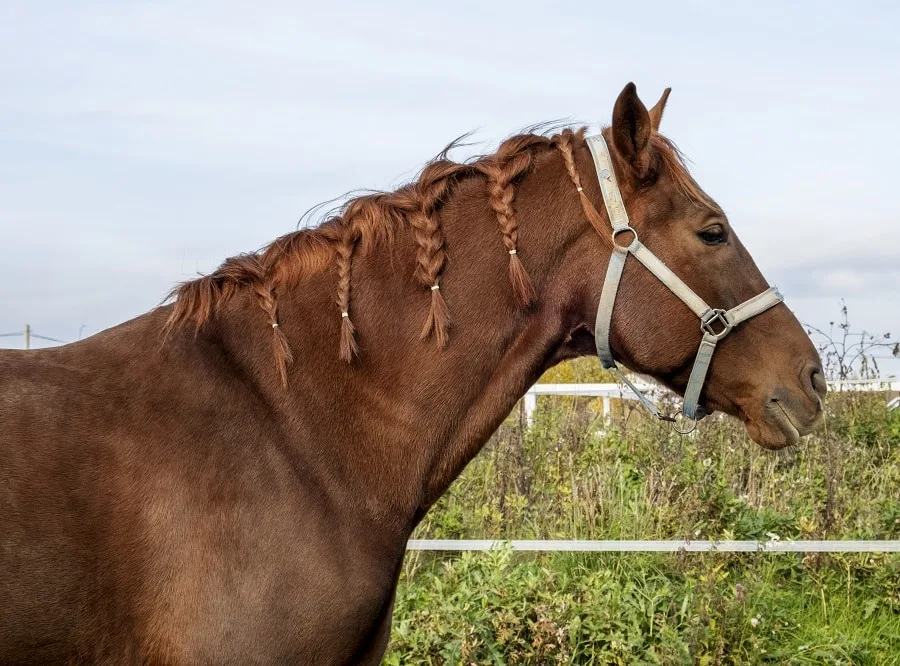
[24,324,31,350]
[523,391,536,426]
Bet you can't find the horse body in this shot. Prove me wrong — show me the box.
[0,85,825,663]
[0,197,555,661]
[0,313,410,663]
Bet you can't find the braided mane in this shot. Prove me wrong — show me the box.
[164,126,698,385]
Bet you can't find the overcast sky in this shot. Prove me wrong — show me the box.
[2,0,898,375]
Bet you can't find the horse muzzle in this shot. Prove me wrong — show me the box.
[746,359,826,449]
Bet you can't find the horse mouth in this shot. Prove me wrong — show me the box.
[770,401,802,446]
[745,400,822,450]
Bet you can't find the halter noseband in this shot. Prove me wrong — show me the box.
[584,134,783,430]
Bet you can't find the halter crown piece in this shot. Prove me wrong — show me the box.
[585,134,784,431]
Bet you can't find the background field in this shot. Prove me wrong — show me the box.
[387,357,900,665]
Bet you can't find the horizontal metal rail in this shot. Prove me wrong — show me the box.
[407,539,900,553]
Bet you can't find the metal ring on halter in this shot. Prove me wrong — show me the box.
[671,412,698,435]
[700,308,733,340]
[611,226,638,251]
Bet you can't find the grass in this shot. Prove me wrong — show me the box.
[388,551,900,665]
[386,359,900,664]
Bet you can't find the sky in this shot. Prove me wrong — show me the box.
[1,0,898,376]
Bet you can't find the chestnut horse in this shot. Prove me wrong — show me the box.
[0,84,824,663]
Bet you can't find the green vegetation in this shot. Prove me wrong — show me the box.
[387,358,900,664]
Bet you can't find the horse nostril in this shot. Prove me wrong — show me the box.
[812,371,827,396]
[802,360,827,400]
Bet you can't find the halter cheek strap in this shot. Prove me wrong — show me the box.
[585,134,783,427]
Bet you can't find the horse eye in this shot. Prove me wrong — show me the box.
[697,226,727,245]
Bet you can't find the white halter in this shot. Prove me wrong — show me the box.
[585,134,783,430]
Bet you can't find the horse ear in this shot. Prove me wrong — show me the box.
[611,82,652,177]
[649,87,672,132]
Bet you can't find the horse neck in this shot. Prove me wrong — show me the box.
[218,152,591,535]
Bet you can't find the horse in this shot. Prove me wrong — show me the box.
[0,83,825,663]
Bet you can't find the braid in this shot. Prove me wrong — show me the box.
[407,162,456,347]
[482,147,536,307]
[554,130,612,240]
[216,255,294,385]
[164,125,611,375]
[162,252,296,386]
[335,224,360,362]
[252,279,293,387]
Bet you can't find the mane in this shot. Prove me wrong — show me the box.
[164,126,701,385]
[650,133,720,212]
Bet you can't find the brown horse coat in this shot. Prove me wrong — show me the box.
[0,84,824,663]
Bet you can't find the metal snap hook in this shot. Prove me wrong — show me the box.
[671,412,698,435]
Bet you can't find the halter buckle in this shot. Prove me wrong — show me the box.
[701,309,732,340]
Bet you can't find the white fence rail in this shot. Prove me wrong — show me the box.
[413,379,900,554]
[523,379,900,423]
[407,539,900,553]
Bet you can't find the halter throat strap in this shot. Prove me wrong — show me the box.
[584,134,783,425]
